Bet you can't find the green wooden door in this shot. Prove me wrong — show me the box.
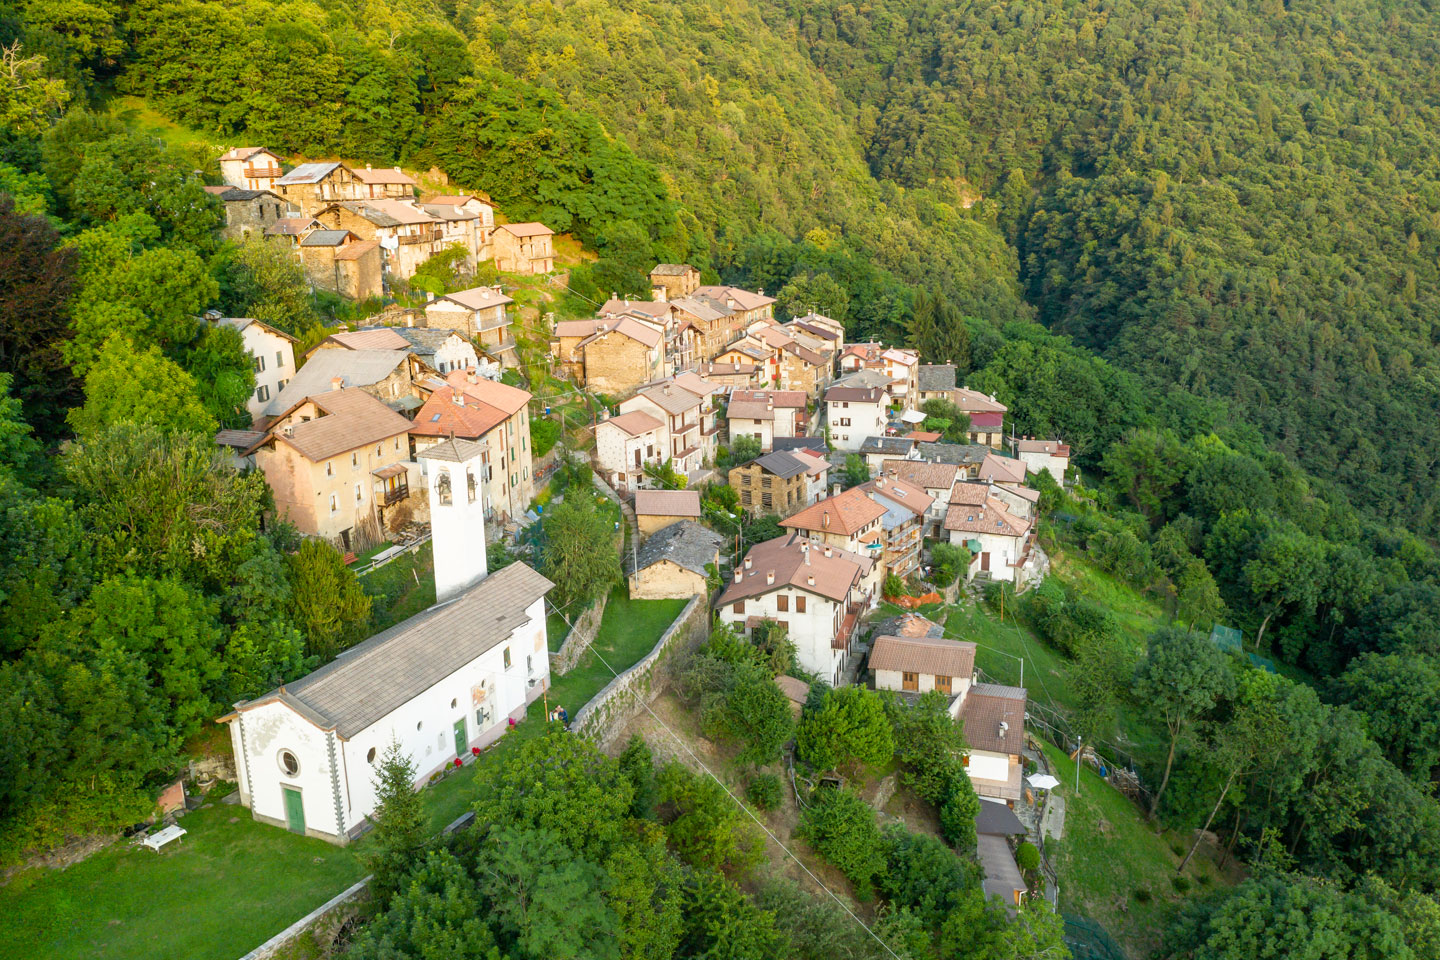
[453,718,467,758]
[283,787,305,835]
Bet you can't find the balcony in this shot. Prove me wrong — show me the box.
[243,166,282,179]
[382,480,410,505]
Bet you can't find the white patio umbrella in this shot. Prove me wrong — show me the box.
[1028,774,1061,791]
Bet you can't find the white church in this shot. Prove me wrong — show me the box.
[220,439,554,843]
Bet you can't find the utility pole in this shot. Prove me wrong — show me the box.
[1075,736,1083,798]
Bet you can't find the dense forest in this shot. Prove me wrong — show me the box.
[2,0,1440,956]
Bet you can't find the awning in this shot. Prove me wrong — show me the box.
[372,463,408,479]
[966,539,983,553]
[899,409,926,424]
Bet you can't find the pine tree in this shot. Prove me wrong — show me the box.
[364,740,428,902]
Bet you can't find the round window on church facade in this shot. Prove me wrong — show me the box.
[278,750,300,776]
[366,747,376,764]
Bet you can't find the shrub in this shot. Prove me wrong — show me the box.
[799,787,885,899]
[747,774,783,811]
[698,662,795,767]
[206,779,237,800]
[1172,875,1192,893]
[884,572,906,598]
[1134,887,1153,903]
[879,824,974,927]
[657,763,764,874]
[929,541,970,587]
[938,772,980,850]
[1015,841,1041,873]
[795,686,894,773]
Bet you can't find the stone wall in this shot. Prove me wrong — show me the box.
[552,591,609,674]
[571,593,709,750]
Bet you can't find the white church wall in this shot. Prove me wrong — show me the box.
[234,699,340,840]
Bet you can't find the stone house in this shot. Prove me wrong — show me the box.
[856,474,934,579]
[715,533,876,686]
[425,286,516,367]
[668,294,738,360]
[728,389,808,450]
[978,453,1028,486]
[634,488,703,537]
[595,410,666,494]
[219,476,554,843]
[264,349,435,420]
[350,165,417,201]
[264,216,320,246]
[730,450,826,516]
[984,480,1040,519]
[493,222,555,274]
[416,201,482,268]
[422,195,495,258]
[786,316,842,369]
[825,383,889,452]
[839,344,919,410]
[1013,437,1071,485]
[273,162,362,216]
[778,340,830,396]
[204,186,296,241]
[917,364,957,407]
[247,387,417,549]
[694,285,775,338]
[551,318,598,381]
[218,147,284,192]
[627,520,723,600]
[313,328,478,376]
[576,316,666,396]
[696,361,761,388]
[597,300,699,373]
[298,229,384,301]
[410,373,536,525]
[954,387,1008,448]
[916,441,994,478]
[714,342,774,382]
[207,316,298,423]
[649,263,701,301]
[313,200,444,281]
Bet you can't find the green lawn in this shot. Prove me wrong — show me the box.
[104,95,216,152]
[1038,740,1230,959]
[0,587,689,960]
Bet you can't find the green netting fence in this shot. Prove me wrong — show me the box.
[1063,915,1126,960]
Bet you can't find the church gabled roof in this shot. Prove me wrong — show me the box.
[222,563,554,738]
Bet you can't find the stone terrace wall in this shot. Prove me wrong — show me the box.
[553,591,609,674]
[571,593,708,750]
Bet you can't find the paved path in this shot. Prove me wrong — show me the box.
[1042,792,1066,843]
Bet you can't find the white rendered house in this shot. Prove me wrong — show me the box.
[219,438,553,843]
[211,317,298,422]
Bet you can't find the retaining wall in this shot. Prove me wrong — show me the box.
[571,593,709,750]
[553,592,609,674]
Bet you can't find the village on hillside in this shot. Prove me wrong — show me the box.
[199,148,1087,928]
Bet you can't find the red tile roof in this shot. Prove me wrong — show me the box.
[717,533,872,606]
[781,487,887,536]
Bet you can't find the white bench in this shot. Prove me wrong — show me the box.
[142,824,187,852]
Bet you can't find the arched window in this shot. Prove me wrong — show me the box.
[436,470,452,505]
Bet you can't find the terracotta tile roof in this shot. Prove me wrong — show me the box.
[870,635,976,678]
[670,372,721,397]
[638,381,704,415]
[825,385,887,403]
[998,484,1041,503]
[727,400,775,422]
[333,239,380,261]
[953,387,1007,414]
[751,326,794,349]
[905,430,942,443]
[781,487,886,536]
[978,454,1028,484]
[601,299,673,320]
[880,348,918,366]
[1015,438,1072,457]
[716,532,872,606]
[733,390,806,408]
[322,329,412,351]
[693,285,775,311]
[580,316,662,349]
[446,370,530,416]
[555,319,598,338]
[438,286,513,310]
[949,482,990,507]
[859,476,934,517]
[776,675,811,706]
[410,387,508,439]
[219,146,271,162]
[944,497,1031,537]
[203,184,233,196]
[671,296,732,322]
[344,198,437,226]
[424,194,487,206]
[841,342,884,361]
[499,221,553,238]
[269,388,412,461]
[634,489,702,518]
[351,166,416,185]
[699,362,758,377]
[961,683,1026,754]
[602,410,664,437]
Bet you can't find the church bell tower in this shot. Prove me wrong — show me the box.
[419,438,490,602]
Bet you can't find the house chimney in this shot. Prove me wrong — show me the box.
[653,285,668,303]
[802,542,810,565]
[998,721,1009,736]
[807,575,815,586]
[766,571,775,585]
[366,163,373,170]
[824,546,833,558]
[330,376,344,391]
[831,482,841,497]
[745,556,753,569]
[733,569,743,584]
[452,393,464,406]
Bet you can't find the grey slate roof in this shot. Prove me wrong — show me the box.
[651,263,695,276]
[773,436,827,454]
[628,521,725,577]
[388,327,461,356]
[420,438,486,462]
[752,450,810,479]
[975,800,1028,836]
[859,436,915,456]
[276,161,342,185]
[918,364,957,392]
[265,349,409,415]
[917,442,992,466]
[237,563,554,738]
[300,229,353,247]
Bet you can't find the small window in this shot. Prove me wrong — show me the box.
[278,750,299,776]
[416,721,423,731]
[326,461,334,477]
[366,747,376,763]
[777,595,788,612]
[376,444,382,457]
[355,483,362,502]
[796,596,806,613]
[351,452,358,467]
[395,438,400,451]
[329,493,338,513]
[275,350,283,367]
[503,647,512,669]
[253,354,266,373]
[255,384,269,402]
[451,698,458,708]
[733,601,745,615]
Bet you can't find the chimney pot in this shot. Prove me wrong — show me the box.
[824,546,832,558]
[733,569,743,584]
[807,575,815,586]
[766,571,775,585]
[330,376,344,391]
[745,556,752,569]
